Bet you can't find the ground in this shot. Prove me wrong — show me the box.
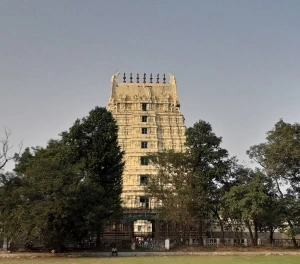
[173,245,300,252]
[1,244,300,264]
[1,255,300,264]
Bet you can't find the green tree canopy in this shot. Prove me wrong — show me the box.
[223,168,273,245]
[0,107,124,250]
[61,106,124,245]
[185,120,234,244]
[146,150,194,243]
[146,120,234,245]
[3,140,82,250]
[247,119,300,246]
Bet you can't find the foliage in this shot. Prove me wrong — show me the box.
[146,120,234,244]
[222,167,273,245]
[5,141,83,249]
[61,106,124,233]
[146,150,194,241]
[0,172,24,241]
[247,119,300,186]
[0,107,124,250]
[185,120,232,209]
[185,120,234,243]
[247,119,300,243]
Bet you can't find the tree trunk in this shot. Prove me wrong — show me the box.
[96,231,101,248]
[198,219,203,246]
[217,215,225,244]
[254,220,258,246]
[287,220,298,247]
[291,237,297,247]
[181,224,188,245]
[211,208,225,244]
[245,220,255,246]
[269,227,274,245]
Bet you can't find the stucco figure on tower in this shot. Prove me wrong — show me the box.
[169,73,176,85]
[111,72,120,86]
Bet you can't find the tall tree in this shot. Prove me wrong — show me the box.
[146,120,233,245]
[61,106,124,247]
[247,119,300,247]
[1,107,124,250]
[185,120,233,245]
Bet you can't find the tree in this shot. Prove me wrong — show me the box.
[61,106,124,247]
[5,140,87,251]
[0,172,24,245]
[222,168,273,246]
[247,119,300,247]
[185,120,233,245]
[146,120,233,245]
[1,107,124,250]
[146,150,194,243]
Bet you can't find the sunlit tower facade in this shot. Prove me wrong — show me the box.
[107,72,186,211]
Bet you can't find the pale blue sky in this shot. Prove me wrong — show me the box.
[1,0,300,171]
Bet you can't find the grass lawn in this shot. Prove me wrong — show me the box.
[1,255,300,264]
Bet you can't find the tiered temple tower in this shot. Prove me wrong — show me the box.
[107,72,186,211]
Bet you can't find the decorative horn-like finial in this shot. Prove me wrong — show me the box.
[156,73,159,83]
[150,73,153,83]
[130,73,133,83]
[136,73,139,83]
[123,73,126,83]
[163,73,166,83]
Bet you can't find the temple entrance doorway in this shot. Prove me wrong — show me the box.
[133,220,153,242]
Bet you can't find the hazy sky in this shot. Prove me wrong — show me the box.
[1,0,300,171]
